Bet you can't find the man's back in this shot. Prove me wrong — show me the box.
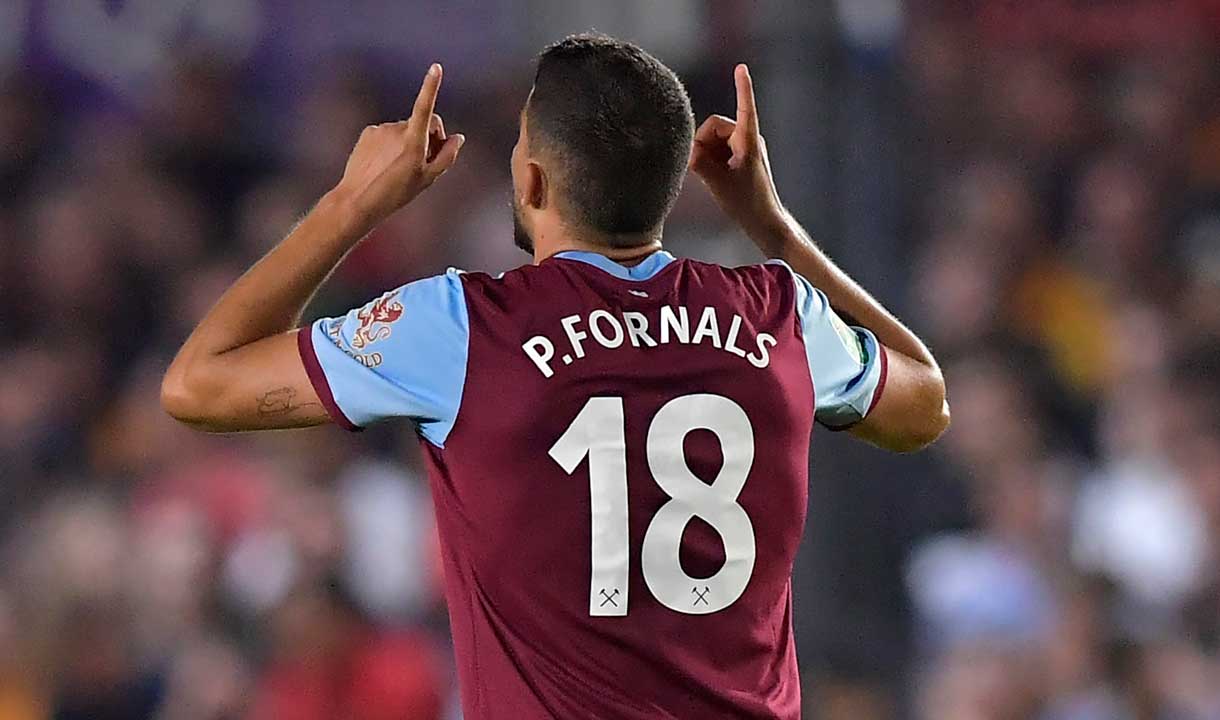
[436,252,809,718]
[297,250,888,719]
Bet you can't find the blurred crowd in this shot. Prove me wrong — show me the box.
[891,3,1220,720]
[1,2,1219,719]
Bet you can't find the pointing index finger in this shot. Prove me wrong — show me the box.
[734,64,758,134]
[410,64,443,136]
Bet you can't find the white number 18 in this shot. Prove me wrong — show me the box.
[548,394,757,617]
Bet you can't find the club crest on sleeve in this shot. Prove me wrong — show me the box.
[352,290,405,350]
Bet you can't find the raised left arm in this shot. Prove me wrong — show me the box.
[690,65,948,452]
[161,63,464,432]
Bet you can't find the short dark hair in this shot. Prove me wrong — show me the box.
[528,34,695,242]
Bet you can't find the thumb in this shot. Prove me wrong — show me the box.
[426,133,465,178]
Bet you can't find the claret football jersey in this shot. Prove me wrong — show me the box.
[298,250,887,720]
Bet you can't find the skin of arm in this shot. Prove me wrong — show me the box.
[161,64,465,432]
[690,65,950,452]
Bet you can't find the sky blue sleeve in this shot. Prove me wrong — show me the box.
[769,260,889,429]
[297,268,469,447]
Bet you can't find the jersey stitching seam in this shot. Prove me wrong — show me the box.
[418,271,472,449]
[775,263,819,426]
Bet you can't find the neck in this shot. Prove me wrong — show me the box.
[533,224,663,266]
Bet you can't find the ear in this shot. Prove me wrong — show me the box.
[524,160,547,211]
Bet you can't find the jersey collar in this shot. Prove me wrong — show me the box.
[551,249,676,281]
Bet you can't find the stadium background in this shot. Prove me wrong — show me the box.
[3,1,1220,718]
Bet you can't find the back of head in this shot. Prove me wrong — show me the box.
[527,34,695,244]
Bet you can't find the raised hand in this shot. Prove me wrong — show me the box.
[689,64,785,238]
[335,63,466,226]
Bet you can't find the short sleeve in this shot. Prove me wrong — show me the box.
[297,269,469,446]
[770,260,889,430]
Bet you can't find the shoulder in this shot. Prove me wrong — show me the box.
[409,266,467,295]
[384,268,470,325]
[757,258,807,288]
[676,256,794,284]
[757,259,829,314]
[674,257,799,306]
[455,261,590,307]
[452,262,549,290]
